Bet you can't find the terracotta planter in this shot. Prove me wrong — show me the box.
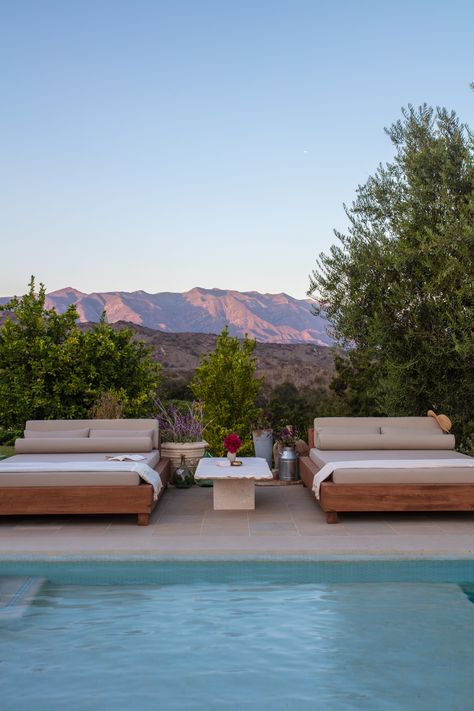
[160,441,208,474]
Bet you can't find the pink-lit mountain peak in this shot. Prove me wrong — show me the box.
[37,286,330,345]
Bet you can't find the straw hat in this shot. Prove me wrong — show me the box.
[427,410,452,433]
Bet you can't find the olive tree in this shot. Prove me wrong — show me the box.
[309,105,474,446]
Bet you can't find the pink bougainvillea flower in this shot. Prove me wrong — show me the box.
[223,433,242,453]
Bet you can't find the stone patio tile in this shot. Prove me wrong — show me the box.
[286,501,320,512]
[200,518,249,528]
[161,499,210,510]
[1,486,474,557]
[295,524,349,537]
[436,522,474,533]
[153,520,203,530]
[201,521,249,531]
[339,525,397,536]
[247,529,300,537]
[202,510,249,520]
[153,528,203,537]
[201,528,249,537]
[377,513,435,523]
[248,512,293,522]
[384,524,446,535]
[289,510,325,521]
[249,522,297,533]
[156,513,204,524]
[335,519,394,532]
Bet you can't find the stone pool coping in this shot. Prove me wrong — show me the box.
[1,485,473,560]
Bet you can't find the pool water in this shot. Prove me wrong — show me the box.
[1,561,474,710]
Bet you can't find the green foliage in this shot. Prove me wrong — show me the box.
[308,105,474,446]
[265,381,343,439]
[0,278,161,435]
[89,390,125,419]
[190,326,263,455]
[0,445,15,459]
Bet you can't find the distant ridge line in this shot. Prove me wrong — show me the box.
[0,286,332,346]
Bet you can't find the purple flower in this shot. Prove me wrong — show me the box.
[155,399,206,443]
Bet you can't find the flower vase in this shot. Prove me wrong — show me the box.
[227,451,237,464]
[173,455,194,489]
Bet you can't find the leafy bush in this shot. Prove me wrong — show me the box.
[89,390,125,419]
[0,278,161,433]
[191,326,262,456]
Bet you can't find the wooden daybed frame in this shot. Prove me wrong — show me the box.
[0,418,172,526]
[300,427,474,524]
[0,458,171,526]
[300,456,474,524]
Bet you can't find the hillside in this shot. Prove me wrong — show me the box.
[102,323,336,394]
[0,286,334,345]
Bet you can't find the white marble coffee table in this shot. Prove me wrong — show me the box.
[194,457,273,510]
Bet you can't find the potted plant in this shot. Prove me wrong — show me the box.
[251,410,273,468]
[155,399,208,474]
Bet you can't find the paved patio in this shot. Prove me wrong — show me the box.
[1,484,474,559]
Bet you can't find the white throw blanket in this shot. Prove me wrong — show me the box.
[0,460,163,500]
[312,458,474,499]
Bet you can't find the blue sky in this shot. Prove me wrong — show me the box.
[1,0,472,299]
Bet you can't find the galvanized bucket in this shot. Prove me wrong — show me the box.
[252,429,273,469]
[278,446,299,481]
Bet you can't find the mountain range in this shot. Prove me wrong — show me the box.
[1,287,331,345]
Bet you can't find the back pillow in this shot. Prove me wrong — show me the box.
[315,427,380,447]
[316,433,384,450]
[89,428,155,440]
[24,428,89,439]
[381,426,442,436]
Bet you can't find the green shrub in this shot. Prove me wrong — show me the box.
[191,326,262,456]
[0,278,161,433]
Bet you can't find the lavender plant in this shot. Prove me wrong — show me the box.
[277,425,299,446]
[155,399,206,443]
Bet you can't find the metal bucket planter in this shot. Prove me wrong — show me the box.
[160,441,208,475]
[252,429,273,469]
[278,446,300,481]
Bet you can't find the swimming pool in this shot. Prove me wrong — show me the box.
[1,560,474,710]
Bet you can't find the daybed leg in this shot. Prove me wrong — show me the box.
[326,511,338,524]
[137,513,150,526]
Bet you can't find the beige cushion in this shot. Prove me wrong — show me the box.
[317,434,385,450]
[15,436,154,454]
[89,428,154,439]
[24,428,89,439]
[309,448,469,468]
[332,467,474,484]
[316,427,381,435]
[381,427,441,437]
[25,419,159,449]
[314,416,442,433]
[0,471,141,486]
[316,432,455,450]
[380,433,455,450]
[315,427,380,447]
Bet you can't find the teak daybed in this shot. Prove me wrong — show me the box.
[0,419,171,525]
[300,416,474,523]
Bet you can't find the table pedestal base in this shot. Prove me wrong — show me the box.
[213,478,255,510]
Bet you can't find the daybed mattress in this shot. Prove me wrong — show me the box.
[308,449,474,484]
[0,451,160,487]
